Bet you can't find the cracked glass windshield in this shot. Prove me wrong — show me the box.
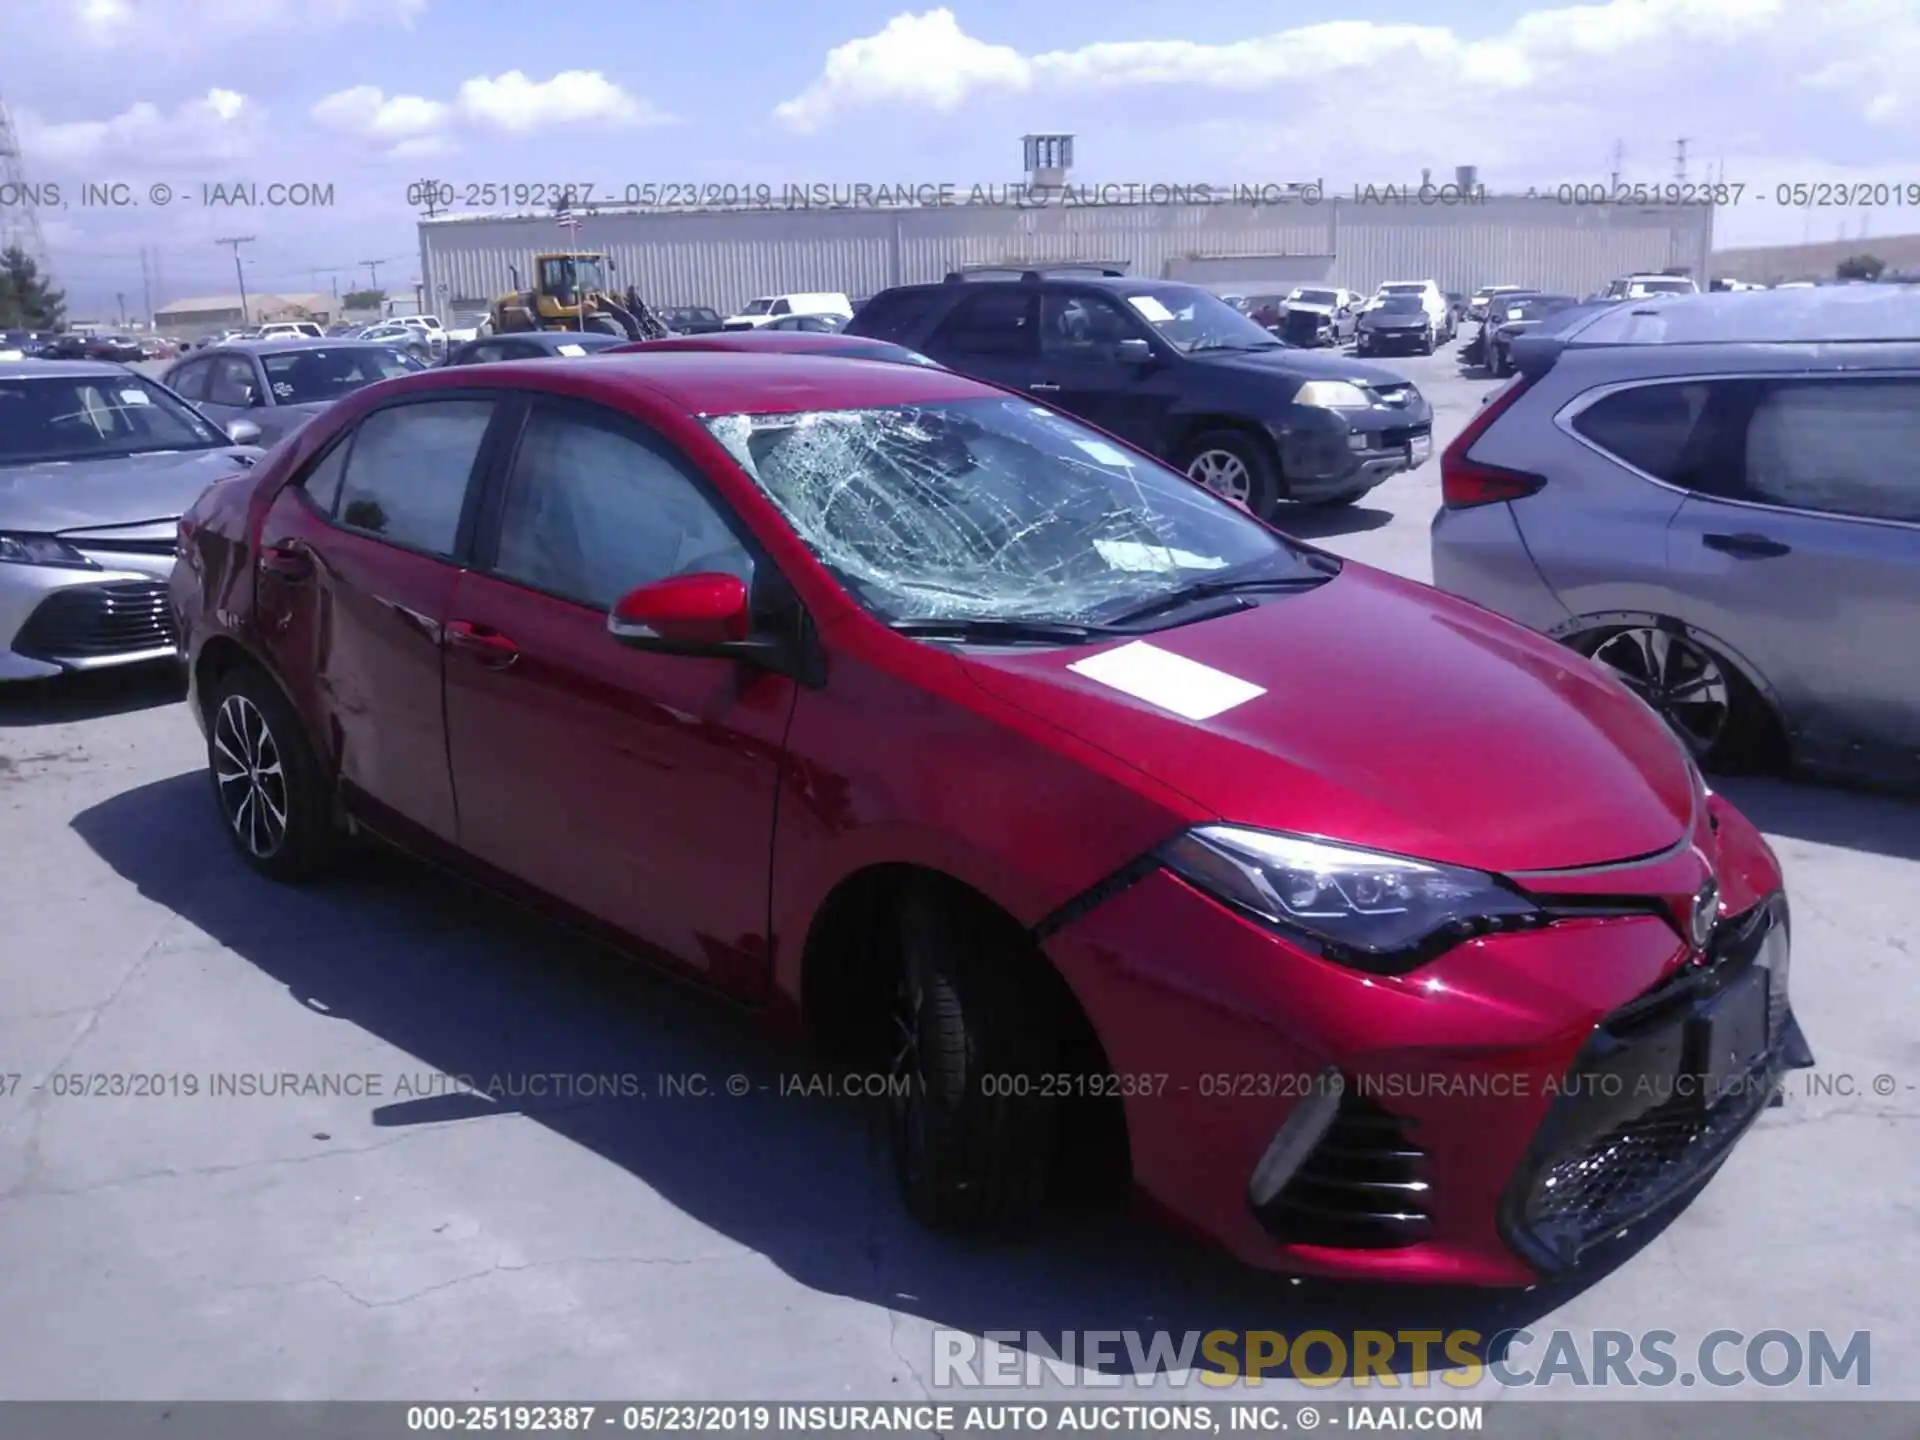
[704,396,1327,625]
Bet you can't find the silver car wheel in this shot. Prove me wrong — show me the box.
[1188,449,1252,503]
[212,694,290,858]
[1590,628,1732,756]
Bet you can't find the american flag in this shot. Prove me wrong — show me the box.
[555,203,581,233]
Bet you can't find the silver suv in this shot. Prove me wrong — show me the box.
[1430,287,1920,793]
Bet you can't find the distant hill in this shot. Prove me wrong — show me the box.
[1712,231,1920,284]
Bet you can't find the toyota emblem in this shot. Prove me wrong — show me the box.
[1690,880,1719,951]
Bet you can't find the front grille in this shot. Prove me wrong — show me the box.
[1381,424,1432,448]
[1502,900,1787,1272]
[1257,1090,1432,1248]
[13,581,177,663]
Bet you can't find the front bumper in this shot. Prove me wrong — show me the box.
[1269,401,1434,501]
[1040,800,1805,1285]
[1,551,181,681]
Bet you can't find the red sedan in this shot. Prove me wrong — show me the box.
[170,351,1811,1286]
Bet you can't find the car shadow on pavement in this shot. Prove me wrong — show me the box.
[0,663,186,729]
[71,769,1672,1383]
[1715,775,1920,862]
[1271,505,1394,540]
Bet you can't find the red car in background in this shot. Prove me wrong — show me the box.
[169,351,1811,1286]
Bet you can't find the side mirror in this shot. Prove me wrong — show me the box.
[224,419,262,445]
[608,572,787,668]
[1115,337,1154,363]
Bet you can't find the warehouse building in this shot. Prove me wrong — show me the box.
[416,137,1714,320]
[153,291,339,337]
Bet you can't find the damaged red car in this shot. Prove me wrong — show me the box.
[170,351,1813,1286]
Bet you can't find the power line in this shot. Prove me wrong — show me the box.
[215,235,255,320]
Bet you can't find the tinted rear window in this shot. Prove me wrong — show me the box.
[1570,383,1711,484]
[848,288,945,341]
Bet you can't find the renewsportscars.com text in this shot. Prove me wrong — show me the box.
[933,1328,1871,1388]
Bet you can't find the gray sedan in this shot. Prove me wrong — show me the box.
[0,361,262,681]
[161,340,426,447]
[1431,287,1920,793]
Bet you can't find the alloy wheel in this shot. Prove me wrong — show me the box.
[1589,628,1732,756]
[212,693,290,858]
[1187,449,1252,504]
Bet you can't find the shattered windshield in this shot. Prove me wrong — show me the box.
[703,397,1320,626]
[1121,288,1282,352]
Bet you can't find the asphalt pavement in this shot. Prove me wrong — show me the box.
[1,344,1915,1403]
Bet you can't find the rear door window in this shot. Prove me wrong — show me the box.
[931,290,1038,358]
[1738,379,1920,523]
[335,399,493,557]
[851,288,945,341]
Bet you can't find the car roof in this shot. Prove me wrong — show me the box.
[473,331,625,351]
[0,359,143,379]
[197,339,405,355]
[397,350,987,414]
[1557,287,1920,347]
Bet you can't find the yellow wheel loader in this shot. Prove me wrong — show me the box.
[486,252,670,341]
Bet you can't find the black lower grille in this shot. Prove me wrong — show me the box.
[1381,425,1431,448]
[1258,1090,1432,1248]
[13,581,177,663]
[1503,897,1794,1272]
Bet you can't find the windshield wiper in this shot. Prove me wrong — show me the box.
[887,617,1118,646]
[1099,571,1333,626]
[1188,339,1287,353]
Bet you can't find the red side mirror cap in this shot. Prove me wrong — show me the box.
[608,572,750,648]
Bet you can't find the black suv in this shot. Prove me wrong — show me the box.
[844,271,1433,512]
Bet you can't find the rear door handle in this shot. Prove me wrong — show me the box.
[1703,532,1791,558]
[260,543,312,578]
[444,619,519,668]
[1028,382,1061,393]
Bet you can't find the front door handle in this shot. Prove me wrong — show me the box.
[1028,382,1061,393]
[1703,532,1791,559]
[260,543,312,579]
[444,619,519,668]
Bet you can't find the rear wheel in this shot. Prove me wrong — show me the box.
[1578,625,1779,773]
[888,885,1060,1231]
[1178,430,1280,516]
[207,665,338,881]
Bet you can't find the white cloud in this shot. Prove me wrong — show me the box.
[15,88,261,167]
[455,70,667,133]
[310,71,669,156]
[773,1,1917,167]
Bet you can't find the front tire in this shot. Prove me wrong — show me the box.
[207,665,338,881]
[888,886,1060,1231]
[1176,429,1281,516]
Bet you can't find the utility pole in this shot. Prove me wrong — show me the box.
[140,247,154,331]
[1673,138,1689,187]
[216,236,254,325]
[0,99,48,273]
[1608,141,1624,191]
[115,291,125,326]
[360,258,385,291]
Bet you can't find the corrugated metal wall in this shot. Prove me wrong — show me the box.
[421,198,1713,315]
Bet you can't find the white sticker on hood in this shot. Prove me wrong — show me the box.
[1073,438,1132,467]
[118,389,151,405]
[1068,641,1265,720]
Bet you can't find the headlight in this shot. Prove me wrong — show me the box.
[1158,826,1545,972]
[1294,381,1373,409]
[0,534,98,568]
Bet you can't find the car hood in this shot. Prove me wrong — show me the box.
[1363,311,1429,326]
[0,447,255,532]
[1284,301,1336,315]
[958,565,1695,875]
[1189,347,1411,386]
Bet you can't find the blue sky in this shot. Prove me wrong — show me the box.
[2,0,1914,317]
